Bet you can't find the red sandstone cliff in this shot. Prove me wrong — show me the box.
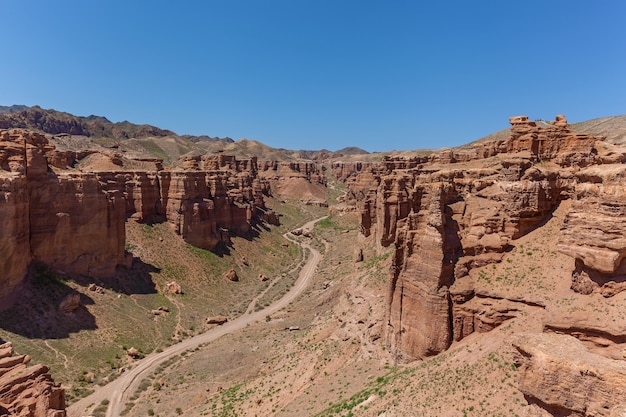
[0,129,283,303]
[0,130,128,301]
[347,115,622,363]
[258,161,328,205]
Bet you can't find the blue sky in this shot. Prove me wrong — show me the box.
[1,1,625,152]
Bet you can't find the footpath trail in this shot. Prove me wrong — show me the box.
[68,217,326,417]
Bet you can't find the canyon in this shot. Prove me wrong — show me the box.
[336,114,626,415]
[1,108,626,416]
[0,128,326,303]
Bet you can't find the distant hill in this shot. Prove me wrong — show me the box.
[0,105,29,114]
[0,106,260,164]
[0,105,374,164]
[0,105,175,139]
[2,106,624,163]
[570,115,626,146]
[335,146,369,155]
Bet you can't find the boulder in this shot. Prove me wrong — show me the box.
[87,283,104,294]
[126,347,140,359]
[223,268,238,282]
[206,316,228,325]
[164,281,183,294]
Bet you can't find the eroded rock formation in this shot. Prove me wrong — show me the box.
[0,342,66,417]
[0,130,127,300]
[513,333,626,416]
[558,165,626,297]
[0,129,287,303]
[347,115,621,362]
[258,161,328,205]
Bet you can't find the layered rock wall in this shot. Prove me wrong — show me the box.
[0,342,66,417]
[513,333,626,416]
[557,166,626,297]
[386,182,459,360]
[28,173,127,277]
[258,160,326,188]
[331,161,375,183]
[0,129,277,302]
[350,115,612,361]
[0,175,30,301]
[0,130,129,299]
[162,171,259,249]
[377,166,567,360]
[258,160,328,204]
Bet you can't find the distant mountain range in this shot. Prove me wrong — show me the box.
[3,105,625,164]
[0,105,29,114]
[0,105,370,163]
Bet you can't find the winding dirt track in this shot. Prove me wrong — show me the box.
[68,217,326,417]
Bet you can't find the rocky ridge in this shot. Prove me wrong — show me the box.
[3,109,626,416]
[0,106,175,141]
[0,125,326,416]
[337,115,626,414]
[0,128,324,304]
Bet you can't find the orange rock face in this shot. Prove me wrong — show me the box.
[0,129,281,303]
[0,342,66,417]
[557,166,626,296]
[0,175,30,301]
[348,115,613,362]
[0,130,127,301]
[28,172,126,277]
[513,333,626,416]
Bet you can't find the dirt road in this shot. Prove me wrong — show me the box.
[67,217,325,417]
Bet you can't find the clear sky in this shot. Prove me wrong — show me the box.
[1,1,625,152]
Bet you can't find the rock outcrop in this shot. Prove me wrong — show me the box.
[331,161,375,183]
[28,172,126,277]
[348,115,614,362]
[223,268,239,282]
[0,342,66,417]
[513,333,626,416]
[0,129,291,304]
[258,161,327,204]
[0,130,127,301]
[558,165,626,297]
[0,175,30,301]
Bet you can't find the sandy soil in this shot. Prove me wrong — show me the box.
[68,218,327,417]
